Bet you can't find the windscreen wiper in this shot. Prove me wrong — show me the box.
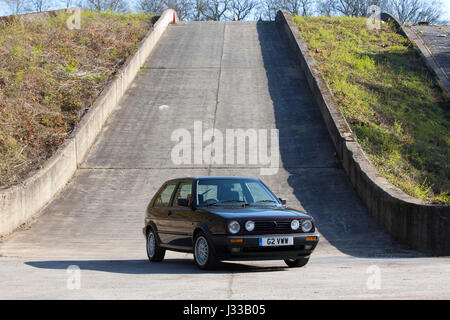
[220,200,250,207]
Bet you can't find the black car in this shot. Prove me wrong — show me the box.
[143,177,319,270]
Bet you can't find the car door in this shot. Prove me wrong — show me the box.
[169,180,195,249]
[151,182,177,244]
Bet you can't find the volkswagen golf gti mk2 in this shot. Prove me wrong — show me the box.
[143,177,319,270]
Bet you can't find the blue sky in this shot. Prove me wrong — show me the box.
[443,0,450,22]
[439,0,450,22]
[1,0,450,22]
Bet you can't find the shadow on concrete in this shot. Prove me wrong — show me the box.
[26,259,288,274]
[256,21,420,258]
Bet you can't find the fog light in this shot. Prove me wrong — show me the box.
[305,245,313,250]
[231,247,241,253]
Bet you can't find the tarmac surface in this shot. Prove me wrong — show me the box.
[0,21,448,299]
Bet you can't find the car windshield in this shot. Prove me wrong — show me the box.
[196,179,280,207]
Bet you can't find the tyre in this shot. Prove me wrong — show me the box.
[146,228,165,262]
[284,257,309,268]
[193,232,218,270]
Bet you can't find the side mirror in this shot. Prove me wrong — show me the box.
[279,198,287,205]
[177,198,189,207]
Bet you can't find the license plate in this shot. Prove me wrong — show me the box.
[259,236,294,247]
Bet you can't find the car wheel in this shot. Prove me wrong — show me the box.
[193,232,218,270]
[284,257,309,268]
[146,228,165,262]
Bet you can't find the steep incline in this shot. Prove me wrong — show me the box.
[0,22,415,260]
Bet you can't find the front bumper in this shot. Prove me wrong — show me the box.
[210,233,319,261]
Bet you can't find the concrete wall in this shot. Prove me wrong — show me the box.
[0,9,179,237]
[276,10,449,256]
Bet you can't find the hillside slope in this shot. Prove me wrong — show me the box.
[295,16,449,204]
[0,11,154,188]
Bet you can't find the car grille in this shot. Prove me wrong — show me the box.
[254,220,292,232]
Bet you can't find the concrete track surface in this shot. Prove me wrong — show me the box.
[410,25,450,93]
[0,21,448,299]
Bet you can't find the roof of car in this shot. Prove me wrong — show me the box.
[166,177,260,183]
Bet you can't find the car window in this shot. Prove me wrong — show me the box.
[197,184,218,204]
[227,183,244,201]
[246,182,270,203]
[196,180,247,205]
[196,179,279,206]
[154,183,177,207]
[173,182,193,207]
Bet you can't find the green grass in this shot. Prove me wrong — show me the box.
[0,11,154,188]
[294,16,449,204]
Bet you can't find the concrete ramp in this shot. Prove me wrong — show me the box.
[0,21,416,260]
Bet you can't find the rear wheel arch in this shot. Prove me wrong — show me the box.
[146,227,166,262]
[145,222,160,239]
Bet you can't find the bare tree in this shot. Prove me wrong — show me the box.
[316,0,335,16]
[333,0,368,17]
[138,0,193,20]
[257,0,313,20]
[389,0,445,24]
[415,1,445,24]
[138,0,166,15]
[313,0,445,24]
[63,0,73,7]
[284,0,314,16]
[227,0,258,20]
[258,0,283,20]
[191,0,206,20]
[317,0,388,17]
[83,0,128,12]
[198,0,229,20]
[2,0,26,14]
[165,0,193,20]
[27,0,53,12]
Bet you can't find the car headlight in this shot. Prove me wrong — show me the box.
[245,220,255,232]
[301,220,313,233]
[291,219,300,230]
[228,220,241,234]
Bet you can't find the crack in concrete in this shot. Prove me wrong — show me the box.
[207,22,226,177]
[226,272,234,300]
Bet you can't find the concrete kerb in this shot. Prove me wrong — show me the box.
[275,10,449,255]
[0,9,179,237]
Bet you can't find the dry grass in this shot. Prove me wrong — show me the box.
[0,10,154,188]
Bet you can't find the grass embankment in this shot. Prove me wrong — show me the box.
[294,16,449,204]
[0,11,154,188]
